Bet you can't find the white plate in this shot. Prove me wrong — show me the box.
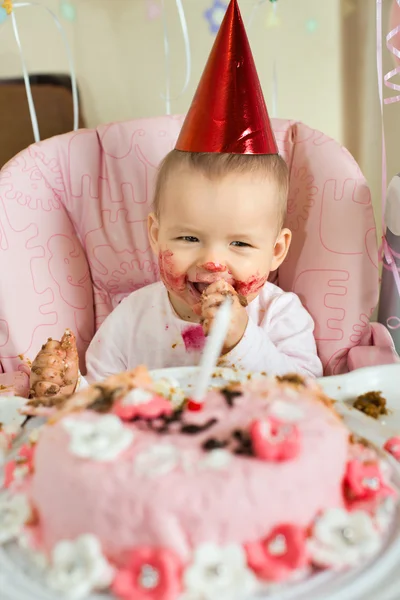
[0,396,28,430]
[1,366,399,600]
[318,364,400,434]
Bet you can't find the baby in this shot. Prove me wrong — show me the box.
[84,150,322,382]
[29,0,322,398]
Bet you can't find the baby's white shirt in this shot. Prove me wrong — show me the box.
[83,281,323,383]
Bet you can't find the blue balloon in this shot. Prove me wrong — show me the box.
[0,7,8,25]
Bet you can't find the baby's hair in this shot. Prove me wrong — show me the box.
[152,150,289,230]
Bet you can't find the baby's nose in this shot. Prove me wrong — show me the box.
[201,262,227,273]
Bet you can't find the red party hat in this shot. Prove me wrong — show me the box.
[175,0,277,155]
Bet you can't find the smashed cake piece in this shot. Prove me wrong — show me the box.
[29,329,79,401]
[353,391,388,420]
[276,373,307,387]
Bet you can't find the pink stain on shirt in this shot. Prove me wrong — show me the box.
[182,325,206,352]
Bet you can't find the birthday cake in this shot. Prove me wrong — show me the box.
[1,367,398,600]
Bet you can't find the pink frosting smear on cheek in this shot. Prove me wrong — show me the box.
[158,250,186,292]
[235,273,269,296]
[182,325,206,352]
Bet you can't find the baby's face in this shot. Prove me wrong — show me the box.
[148,168,291,320]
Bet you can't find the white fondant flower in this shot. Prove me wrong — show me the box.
[0,492,31,544]
[199,449,232,471]
[269,400,304,423]
[46,534,114,600]
[63,415,134,461]
[135,444,181,477]
[183,543,258,600]
[122,388,154,406]
[308,508,382,569]
[153,377,185,408]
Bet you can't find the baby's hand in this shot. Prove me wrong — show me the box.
[201,280,248,353]
[30,329,79,399]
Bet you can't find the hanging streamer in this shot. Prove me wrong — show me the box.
[247,0,278,118]
[0,1,79,142]
[160,0,191,115]
[376,0,400,349]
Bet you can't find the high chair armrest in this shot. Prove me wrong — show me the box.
[0,371,30,398]
[348,323,400,371]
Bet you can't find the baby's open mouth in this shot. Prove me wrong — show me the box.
[191,282,210,295]
[189,280,248,307]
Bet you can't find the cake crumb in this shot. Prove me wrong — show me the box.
[353,391,388,419]
[172,343,177,349]
[276,373,305,387]
[349,433,375,449]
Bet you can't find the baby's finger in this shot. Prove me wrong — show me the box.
[201,292,226,313]
[201,305,221,324]
[203,279,235,297]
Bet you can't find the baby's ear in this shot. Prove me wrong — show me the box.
[270,227,292,271]
[147,212,160,254]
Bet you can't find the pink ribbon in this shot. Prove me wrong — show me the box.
[376,0,400,300]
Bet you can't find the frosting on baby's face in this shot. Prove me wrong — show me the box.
[148,168,291,321]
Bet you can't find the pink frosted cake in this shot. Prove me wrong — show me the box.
[1,369,398,600]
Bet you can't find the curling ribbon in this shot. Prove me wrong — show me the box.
[376,0,400,300]
[0,1,78,143]
[160,0,191,115]
[248,0,278,118]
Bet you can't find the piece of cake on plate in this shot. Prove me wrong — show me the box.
[1,366,398,600]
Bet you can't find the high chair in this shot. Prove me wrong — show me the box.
[0,115,397,396]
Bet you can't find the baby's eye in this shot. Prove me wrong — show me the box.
[231,241,252,248]
[177,236,199,243]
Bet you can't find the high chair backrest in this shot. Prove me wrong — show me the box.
[0,116,378,376]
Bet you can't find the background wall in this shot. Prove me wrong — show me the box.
[0,0,342,139]
[1,0,400,229]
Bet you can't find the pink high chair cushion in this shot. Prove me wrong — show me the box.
[0,115,385,380]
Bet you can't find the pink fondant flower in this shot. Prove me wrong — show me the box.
[114,388,173,421]
[384,437,400,462]
[245,524,308,582]
[250,417,300,461]
[112,547,183,600]
[4,444,35,488]
[344,460,395,502]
